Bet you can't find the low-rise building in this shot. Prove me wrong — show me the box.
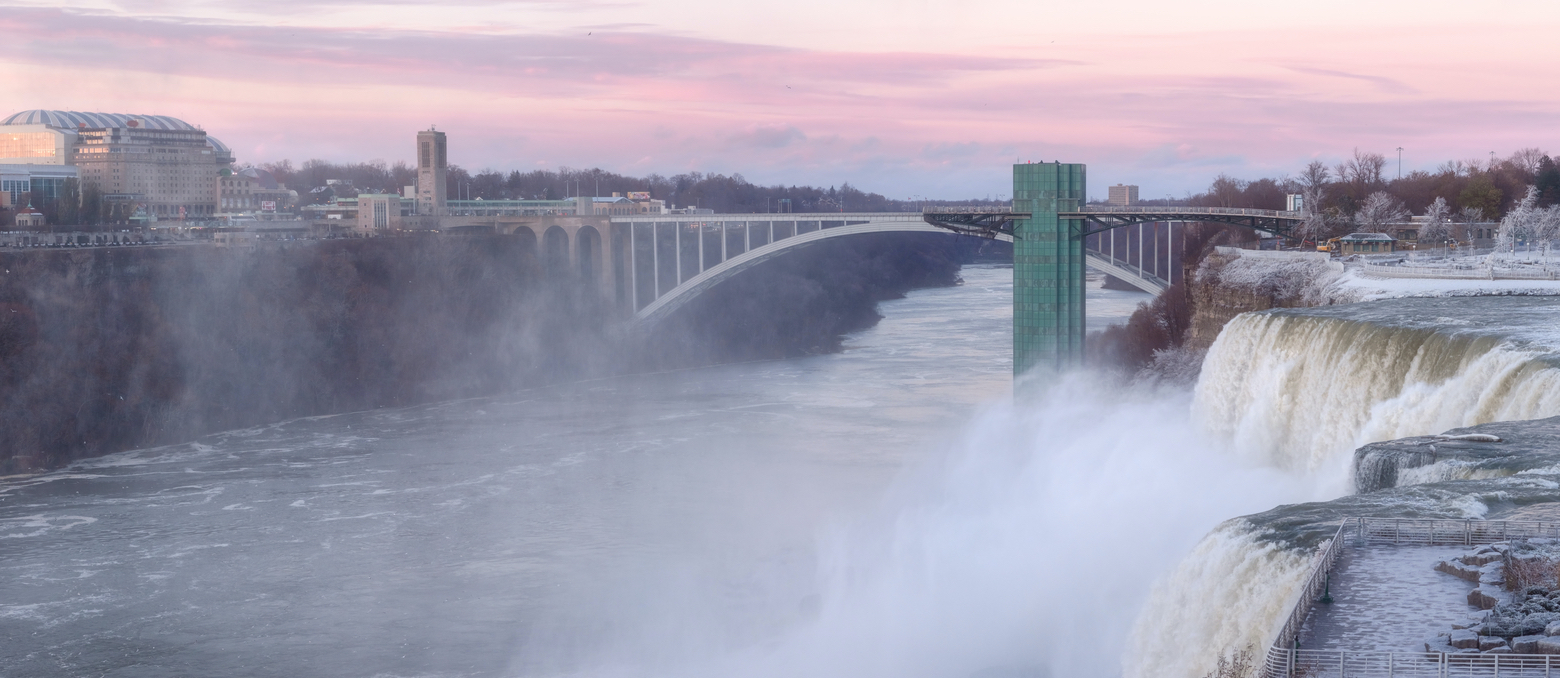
[1337,232,1396,254]
[14,206,45,228]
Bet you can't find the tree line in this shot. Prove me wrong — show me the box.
[1172,148,1560,244]
[10,147,1560,229]
[255,159,1005,213]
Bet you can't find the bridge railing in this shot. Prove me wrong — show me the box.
[920,206,1018,214]
[1263,517,1560,678]
[1075,206,1302,218]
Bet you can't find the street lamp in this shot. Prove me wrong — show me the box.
[1396,147,1403,180]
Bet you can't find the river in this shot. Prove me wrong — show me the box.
[0,266,1153,677]
[16,267,1559,678]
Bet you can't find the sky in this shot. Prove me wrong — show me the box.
[3,0,1559,200]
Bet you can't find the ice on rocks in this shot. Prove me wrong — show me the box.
[1450,630,1481,648]
[1514,635,1546,653]
[1471,586,1504,610]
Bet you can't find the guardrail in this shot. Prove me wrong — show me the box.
[1272,522,1349,657]
[1264,518,1560,678]
[1269,648,1560,678]
[1360,263,1560,281]
[920,206,1019,214]
[1077,206,1303,218]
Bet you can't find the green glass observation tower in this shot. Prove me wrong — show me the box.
[1011,162,1087,375]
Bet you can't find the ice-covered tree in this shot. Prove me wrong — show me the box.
[1419,196,1452,247]
[1294,161,1334,243]
[1496,186,1542,253]
[1354,191,1409,231]
[1536,205,1560,258]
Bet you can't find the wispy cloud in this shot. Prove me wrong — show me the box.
[2,4,1557,198]
[1284,66,1416,95]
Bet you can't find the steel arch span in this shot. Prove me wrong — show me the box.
[625,214,965,326]
[617,212,1166,327]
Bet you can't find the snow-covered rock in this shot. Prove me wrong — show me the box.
[1514,635,1546,653]
[1450,630,1481,648]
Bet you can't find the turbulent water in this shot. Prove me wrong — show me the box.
[7,268,1560,678]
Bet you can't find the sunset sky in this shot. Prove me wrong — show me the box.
[4,0,1558,200]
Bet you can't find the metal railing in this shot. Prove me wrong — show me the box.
[1272,522,1349,655]
[1357,518,1560,545]
[1266,648,1560,678]
[1077,206,1303,218]
[1361,263,1560,281]
[1264,518,1560,678]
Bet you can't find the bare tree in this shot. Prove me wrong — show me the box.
[1338,149,1388,187]
[1206,174,1248,207]
[1420,196,1453,247]
[1354,191,1409,231]
[1508,148,1548,177]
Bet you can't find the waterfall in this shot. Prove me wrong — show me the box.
[1124,304,1560,678]
[716,302,1560,678]
[1194,310,1560,493]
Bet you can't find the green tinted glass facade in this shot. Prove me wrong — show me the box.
[1012,163,1086,375]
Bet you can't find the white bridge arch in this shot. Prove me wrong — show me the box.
[612,212,1169,326]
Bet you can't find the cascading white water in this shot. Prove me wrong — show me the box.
[1125,305,1560,678]
[703,303,1560,678]
[1195,311,1560,494]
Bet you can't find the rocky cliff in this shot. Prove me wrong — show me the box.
[0,232,973,473]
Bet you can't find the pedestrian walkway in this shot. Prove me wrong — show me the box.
[1301,545,1475,652]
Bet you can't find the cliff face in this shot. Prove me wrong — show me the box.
[0,236,619,472]
[0,232,974,472]
[1185,249,1343,351]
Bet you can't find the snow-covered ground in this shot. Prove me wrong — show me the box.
[1210,247,1560,303]
[1330,267,1560,301]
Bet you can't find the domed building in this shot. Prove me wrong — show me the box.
[1,110,234,221]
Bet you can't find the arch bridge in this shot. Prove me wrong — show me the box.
[611,212,1185,327]
[498,165,1304,376]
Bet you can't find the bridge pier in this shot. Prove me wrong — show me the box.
[1012,163,1088,375]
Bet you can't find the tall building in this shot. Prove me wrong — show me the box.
[416,128,447,216]
[2,110,234,219]
[1107,184,1139,206]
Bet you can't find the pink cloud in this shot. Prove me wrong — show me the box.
[2,8,1557,198]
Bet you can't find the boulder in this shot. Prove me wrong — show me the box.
[1438,560,1484,582]
[1536,638,1560,654]
[1546,620,1560,636]
[1487,646,1514,654]
[1471,586,1503,610]
[1450,630,1481,649]
[1481,637,1509,651]
[1480,563,1507,586]
[1466,551,1505,566]
[1513,635,1545,653]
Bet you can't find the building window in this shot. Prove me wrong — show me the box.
[0,132,58,159]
